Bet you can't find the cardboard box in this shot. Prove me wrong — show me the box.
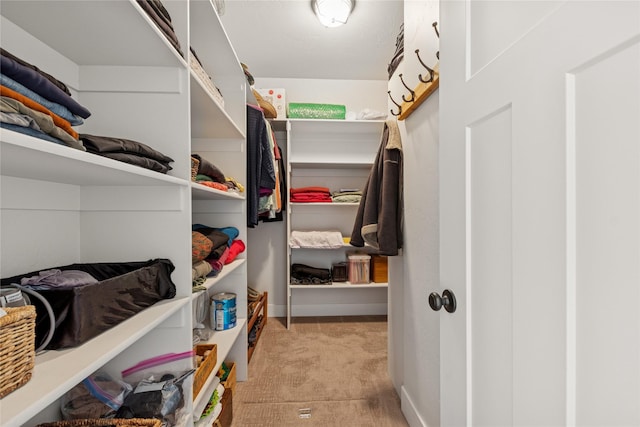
[371,255,388,283]
[256,88,286,119]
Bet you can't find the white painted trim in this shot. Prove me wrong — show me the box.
[292,303,387,317]
[401,385,429,427]
[565,72,577,427]
[269,304,287,318]
[268,303,387,318]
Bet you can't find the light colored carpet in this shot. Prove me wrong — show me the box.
[231,316,409,427]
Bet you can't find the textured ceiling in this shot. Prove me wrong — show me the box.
[219,0,404,81]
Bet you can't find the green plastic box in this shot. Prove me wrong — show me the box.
[287,103,346,119]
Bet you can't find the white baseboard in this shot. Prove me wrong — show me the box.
[268,303,387,318]
[401,386,428,427]
[268,304,286,318]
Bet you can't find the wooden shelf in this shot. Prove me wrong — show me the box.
[248,291,268,362]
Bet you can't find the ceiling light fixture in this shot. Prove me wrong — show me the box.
[312,0,355,28]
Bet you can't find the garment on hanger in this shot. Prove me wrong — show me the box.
[260,142,286,223]
[246,104,276,227]
[258,119,279,219]
[350,119,403,256]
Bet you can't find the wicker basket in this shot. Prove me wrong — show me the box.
[36,419,162,427]
[191,156,200,181]
[0,305,36,398]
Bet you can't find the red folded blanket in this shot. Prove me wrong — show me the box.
[291,192,332,203]
[290,186,330,195]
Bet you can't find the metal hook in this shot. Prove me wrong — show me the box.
[388,90,402,116]
[415,49,434,83]
[398,74,415,102]
[432,22,440,60]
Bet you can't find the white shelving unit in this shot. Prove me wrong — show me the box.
[279,119,389,328]
[0,1,247,425]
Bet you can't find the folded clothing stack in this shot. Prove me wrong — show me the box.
[191,224,245,283]
[191,154,244,193]
[289,230,344,249]
[290,186,332,203]
[332,189,362,203]
[0,48,90,150]
[80,134,174,174]
[136,0,183,57]
[189,47,224,107]
[291,263,332,285]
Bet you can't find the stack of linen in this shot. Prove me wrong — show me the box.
[290,186,332,203]
[0,48,91,150]
[331,189,362,203]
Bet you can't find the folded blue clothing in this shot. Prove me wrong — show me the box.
[1,54,91,118]
[0,121,67,146]
[0,73,84,125]
[1,48,71,95]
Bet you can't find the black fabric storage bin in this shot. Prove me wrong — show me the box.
[1,259,176,350]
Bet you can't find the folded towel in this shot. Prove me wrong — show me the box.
[289,230,344,249]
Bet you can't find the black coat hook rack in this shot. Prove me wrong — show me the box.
[387,21,440,121]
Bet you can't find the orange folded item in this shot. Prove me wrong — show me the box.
[0,85,79,139]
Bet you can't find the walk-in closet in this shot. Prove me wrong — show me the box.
[2,1,640,426]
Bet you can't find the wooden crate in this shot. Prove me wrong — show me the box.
[219,361,236,396]
[193,343,217,399]
[370,255,388,283]
[213,388,233,427]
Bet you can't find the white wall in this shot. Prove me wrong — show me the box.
[397,95,440,427]
[247,77,389,317]
[388,1,441,426]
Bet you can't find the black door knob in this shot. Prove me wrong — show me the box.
[428,289,457,313]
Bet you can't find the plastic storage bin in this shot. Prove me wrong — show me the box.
[348,254,371,284]
[331,262,348,282]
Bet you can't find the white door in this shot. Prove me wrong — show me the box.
[439,1,640,426]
